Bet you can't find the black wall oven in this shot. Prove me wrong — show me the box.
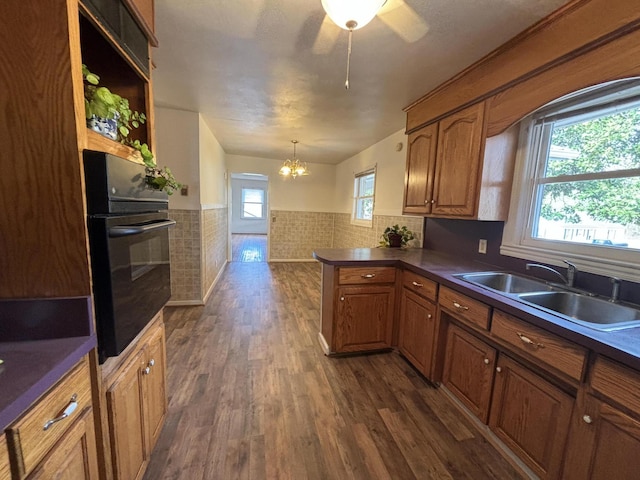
[84,151,175,362]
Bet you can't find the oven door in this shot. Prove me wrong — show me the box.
[88,211,175,362]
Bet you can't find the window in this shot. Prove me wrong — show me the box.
[352,168,376,226]
[502,80,640,280]
[241,188,265,219]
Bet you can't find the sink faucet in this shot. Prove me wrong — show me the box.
[525,260,577,287]
[610,277,621,302]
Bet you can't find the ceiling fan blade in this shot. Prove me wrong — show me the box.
[378,0,429,43]
[312,15,341,54]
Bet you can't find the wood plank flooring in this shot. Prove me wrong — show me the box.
[232,234,267,262]
[143,262,525,480]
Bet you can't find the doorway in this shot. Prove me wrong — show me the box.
[229,173,268,262]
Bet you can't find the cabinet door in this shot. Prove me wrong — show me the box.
[563,393,640,480]
[432,102,486,217]
[398,288,436,376]
[334,285,395,353]
[142,324,167,454]
[403,123,438,215]
[489,356,573,479]
[0,434,10,480]
[442,324,496,422]
[107,352,147,480]
[28,408,99,480]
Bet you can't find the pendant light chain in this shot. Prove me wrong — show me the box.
[345,20,357,90]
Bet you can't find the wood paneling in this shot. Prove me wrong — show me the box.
[590,355,640,415]
[405,0,640,132]
[0,0,90,298]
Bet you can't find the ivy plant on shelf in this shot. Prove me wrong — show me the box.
[82,64,181,195]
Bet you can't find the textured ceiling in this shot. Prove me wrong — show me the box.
[152,0,569,164]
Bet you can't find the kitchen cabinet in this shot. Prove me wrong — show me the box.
[5,356,97,480]
[319,267,396,354]
[563,356,640,479]
[442,324,497,422]
[1,435,10,480]
[105,318,166,480]
[489,355,573,479]
[398,271,438,377]
[438,286,491,331]
[402,102,518,220]
[27,408,99,480]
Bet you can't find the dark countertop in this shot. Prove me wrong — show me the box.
[0,336,96,431]
[313,248,640,371]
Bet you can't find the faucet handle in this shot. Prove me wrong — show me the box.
[562,260,577,287]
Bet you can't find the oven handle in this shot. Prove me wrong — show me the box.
[108,219,176,238]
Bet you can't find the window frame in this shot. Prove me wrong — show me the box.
[502,85,640,282]
[351,167,376,227]
[240,187,265,220]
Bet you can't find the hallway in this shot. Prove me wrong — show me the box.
[232,234,267,262]
[144,262,525,479]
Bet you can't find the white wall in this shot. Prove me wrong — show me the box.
[226,154,337,212]
[198,116,227,206]
[155,107,201,210]
[334,129,408,215]
[230,177,268,234]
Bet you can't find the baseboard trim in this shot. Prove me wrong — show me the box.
[318,332,331,355]
[166,299,204,306]
[203,260,228,304]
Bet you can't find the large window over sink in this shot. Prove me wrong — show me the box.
[502,79,640,281]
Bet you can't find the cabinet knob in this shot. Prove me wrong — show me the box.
[496,367,502,373]
[340,297,345,301]
[148,359,155,367]
[425,200,429,204]
[143,367,151,375]
[427,314,432,319]
[431,200,435,204]
[483,358,490,365]
[583,415,593,424]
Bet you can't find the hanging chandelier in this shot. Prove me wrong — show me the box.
[321,0,387,89]
[279,140,309,179]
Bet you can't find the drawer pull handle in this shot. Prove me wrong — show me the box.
[143,367,151,375]
[43,394,78,431]
[583,415,593,424]
[361,274,376,279]
[452,301,469,311]
[516,332,545,349]
[148,359,155,368]
[412,281,423,287]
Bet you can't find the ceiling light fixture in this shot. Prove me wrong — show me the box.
[279,140,309,179]
[321,0,387,89]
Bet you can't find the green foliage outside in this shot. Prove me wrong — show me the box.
[541,106,640,227]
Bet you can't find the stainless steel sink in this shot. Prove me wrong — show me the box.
[457,272,553,294]
[516,291,640,331]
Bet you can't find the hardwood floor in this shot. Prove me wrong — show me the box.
[144,262,525,479]
[232,234,267,262]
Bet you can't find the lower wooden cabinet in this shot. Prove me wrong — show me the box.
[563,393,640,480]
[1,434,10,480]
[105,318,167,480]
[489,355,573,479]
[398,288,437,376]
[27,408,99,480]
[334,285,395,353]
[442,324,496,422]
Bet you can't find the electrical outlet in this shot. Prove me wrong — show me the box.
[478,239,487,254]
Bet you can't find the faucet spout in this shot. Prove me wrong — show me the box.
[525,263,569,285]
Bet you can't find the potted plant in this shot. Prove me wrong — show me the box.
[380,225,415,248]
[82,65,181,195]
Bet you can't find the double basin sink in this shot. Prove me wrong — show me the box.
[457,272,640,331]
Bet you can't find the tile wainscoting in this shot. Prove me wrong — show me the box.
[270,210,423,260]
[169,206,228,304]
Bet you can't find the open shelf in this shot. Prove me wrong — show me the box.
[86,129,144,164]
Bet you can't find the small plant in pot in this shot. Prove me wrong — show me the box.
[380,225,415,248]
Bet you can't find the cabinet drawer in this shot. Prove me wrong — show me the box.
[402,270,437,301]
[7,356,92,478]
[0,434,10,480]
[338,267,396,285]
[591,356,640,415]
[438,286,490,330]
[491,310,586,381]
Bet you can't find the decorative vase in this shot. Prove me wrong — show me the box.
[388,232,403,248]
[87,113,118,140]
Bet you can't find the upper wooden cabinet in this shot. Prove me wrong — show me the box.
[124,0,158,46]
[402,102,518,220]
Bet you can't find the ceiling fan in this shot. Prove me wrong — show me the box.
[313,0,429,89]
[312,0,429,55]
